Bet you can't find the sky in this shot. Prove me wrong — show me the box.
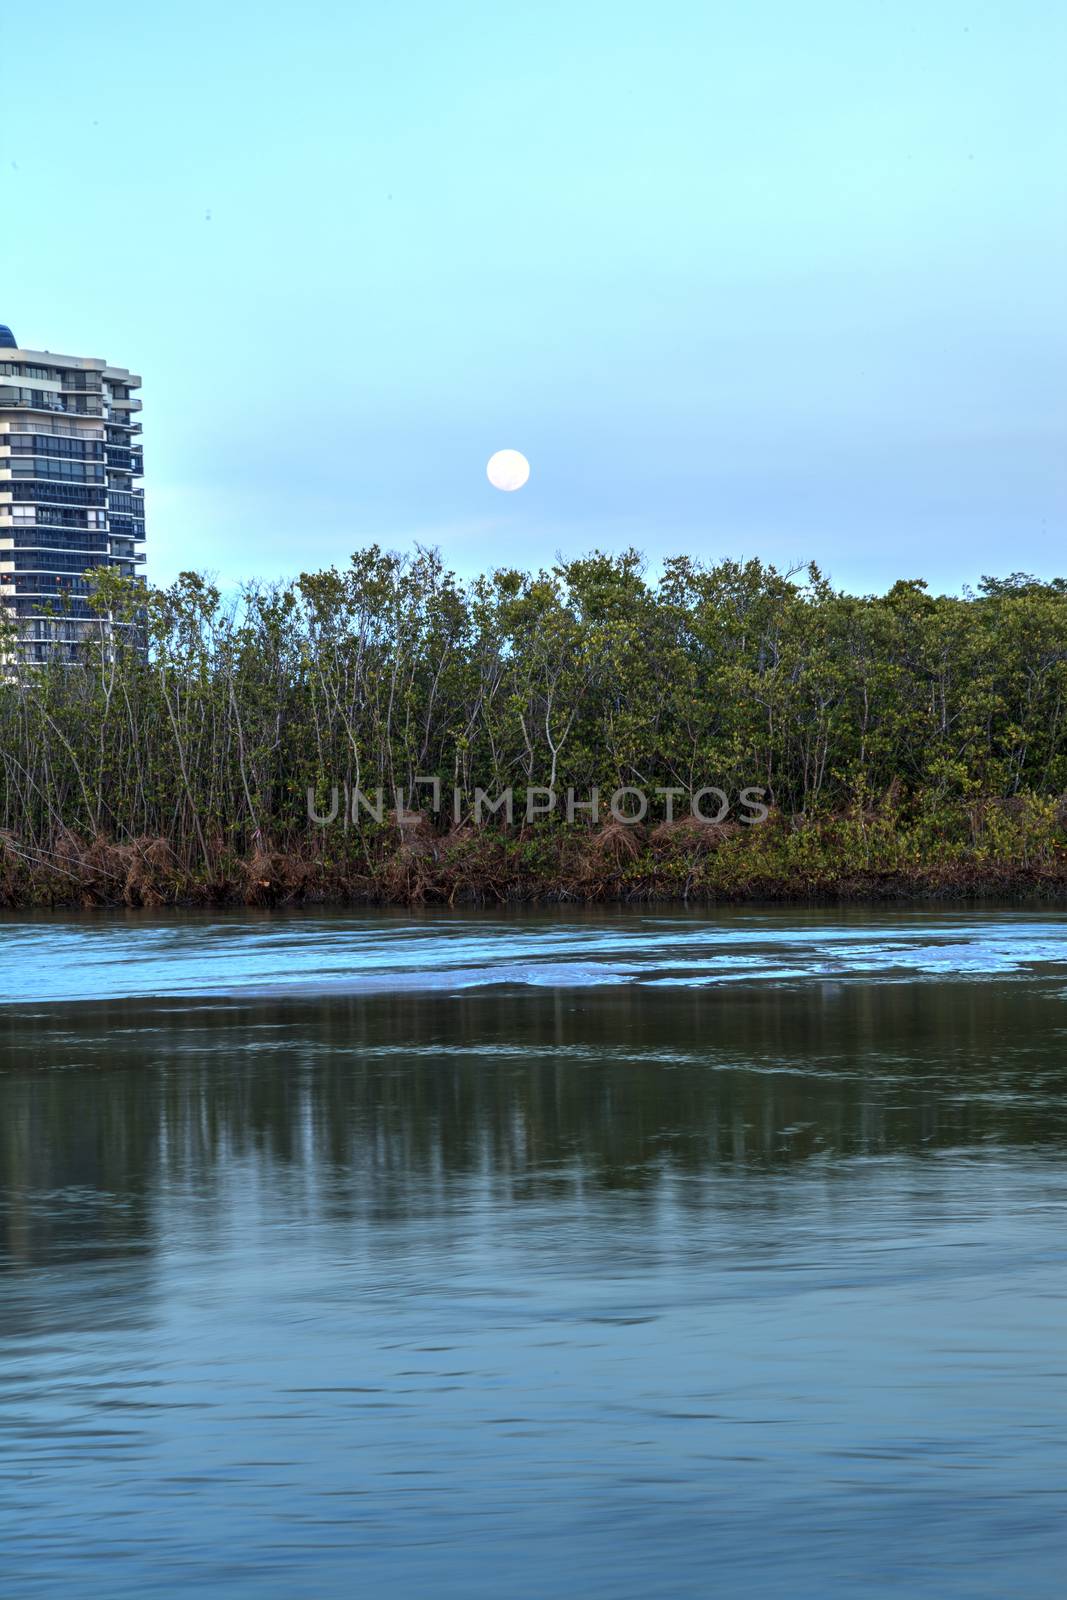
[3,0,1065,595]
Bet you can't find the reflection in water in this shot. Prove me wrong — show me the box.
[1,913,1067,1597]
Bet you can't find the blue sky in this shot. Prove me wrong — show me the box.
[3,0,1065,593]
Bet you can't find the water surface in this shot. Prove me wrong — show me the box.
[1,909,1065,1597]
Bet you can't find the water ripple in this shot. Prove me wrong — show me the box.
[1,908,1066,1003]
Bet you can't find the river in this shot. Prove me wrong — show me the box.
[1,909,1065,1597]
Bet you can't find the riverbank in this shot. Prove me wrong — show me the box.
[3,799,1065,908]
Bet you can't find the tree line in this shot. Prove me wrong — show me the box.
[1,549,1065,901]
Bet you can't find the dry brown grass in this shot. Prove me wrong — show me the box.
[650,817,740,852]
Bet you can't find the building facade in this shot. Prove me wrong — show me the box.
[0,322,145,662]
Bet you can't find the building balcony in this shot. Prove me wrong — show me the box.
[0,393,67,415]
[9,482,107,508]
[107,515,146,537]
[106,448,144,472]
[13,531,109,550]
[11,557,111,577]
[107,490,145,517]
[9,595,95,621]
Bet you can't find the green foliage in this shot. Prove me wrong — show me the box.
[1,551,1066,901]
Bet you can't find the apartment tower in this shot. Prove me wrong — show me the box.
[0,321,145,662]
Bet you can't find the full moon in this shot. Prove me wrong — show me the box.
[486,448,530,492]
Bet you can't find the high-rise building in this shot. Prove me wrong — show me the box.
[0,321,145,663]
